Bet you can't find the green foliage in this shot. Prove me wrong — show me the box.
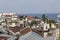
[42,14,46,19]
[47,19,55,28]
[49,20,52,27]
[34,16,38,18]
[47,19,55,23]
[42,14,48,22]
[42,14,55,27]
[29,21,37,27]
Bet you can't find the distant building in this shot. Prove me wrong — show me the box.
[25,16,33,23]
[57,15,60,22]
[0,13,20,27]
[0,13,21,35]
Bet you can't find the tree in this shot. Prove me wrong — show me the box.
[42,14,47,22]
[42,14,55,28]
[34,16,38,18]
[47,19,55,29]
[29,21,37,27]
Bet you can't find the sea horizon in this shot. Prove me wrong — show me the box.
[17,13,60,22]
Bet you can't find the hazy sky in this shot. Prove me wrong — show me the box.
[0,0,60,14]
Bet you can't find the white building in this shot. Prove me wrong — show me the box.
[57,15,60,22]
[1,13,19,27]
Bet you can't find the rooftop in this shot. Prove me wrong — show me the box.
[20,31,56,40]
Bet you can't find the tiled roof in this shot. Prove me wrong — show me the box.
[9,26,20,33]
[20,28,31,36]
[32,29,44,37]
[4,15,13,17]
[0,36,9,40]
[20,27,44,36]
[26,16,33,19]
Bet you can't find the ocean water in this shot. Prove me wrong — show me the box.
[18,13,60,22]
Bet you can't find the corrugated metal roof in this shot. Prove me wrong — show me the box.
[20,31,56,40]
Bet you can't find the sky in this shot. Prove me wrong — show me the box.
[0,0,60,14]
